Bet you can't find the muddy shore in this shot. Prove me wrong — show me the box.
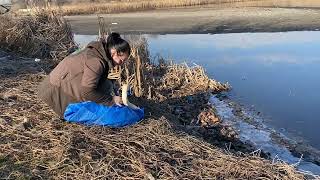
[66,7,320,35]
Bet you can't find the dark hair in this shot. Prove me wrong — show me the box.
[106,32,131,55]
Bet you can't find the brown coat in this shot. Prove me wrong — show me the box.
[38,40,115,117]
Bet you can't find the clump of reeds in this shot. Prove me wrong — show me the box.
[100,32,230,100]
[0,10,76,61]
[125,35,150,97]
[158,63,230,96]
[96,17,150,97]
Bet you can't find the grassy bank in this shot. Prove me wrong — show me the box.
[0,13,306,179]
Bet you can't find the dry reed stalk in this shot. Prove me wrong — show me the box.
[118,34,149,97]
[130,47,144,97]
[96,17,148,97]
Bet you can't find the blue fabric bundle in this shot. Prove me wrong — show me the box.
[64,101,144,127]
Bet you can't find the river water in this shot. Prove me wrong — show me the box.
[144,32,320,150]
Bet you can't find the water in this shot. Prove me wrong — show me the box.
[145,32,320,150]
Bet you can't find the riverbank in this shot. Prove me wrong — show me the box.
[0,13,308,179]
[66,7,320,35]
[0,44,308,180]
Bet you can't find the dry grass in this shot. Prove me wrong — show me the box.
[154,63,230,97]
[0,69,304,179]
[23,0,263,15]
[0,11,76,61]
[14,0,320,16]
[0,12,308,179]
[0,51,305,179]
[36,0,320,16]
[0,112,305,179]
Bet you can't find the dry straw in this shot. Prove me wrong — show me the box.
[42,0,265,15]
[0,70,305,179]
[0,10,76,61]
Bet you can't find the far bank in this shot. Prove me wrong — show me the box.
[66,7,320,35]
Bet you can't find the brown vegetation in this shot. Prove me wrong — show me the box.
[0,53,304,179]
[0,10,76,61]
[0,12,306,179]
[18,0,265,15]
[19,0,320,16]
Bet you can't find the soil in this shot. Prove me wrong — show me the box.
[66,7,320,35]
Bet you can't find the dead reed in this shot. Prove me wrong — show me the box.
[0,10,76,61]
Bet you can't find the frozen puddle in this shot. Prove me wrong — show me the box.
[210,95,320,177]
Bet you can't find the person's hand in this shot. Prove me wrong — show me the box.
[112,96,123,106]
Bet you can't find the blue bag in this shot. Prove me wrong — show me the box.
[64,101,144,127]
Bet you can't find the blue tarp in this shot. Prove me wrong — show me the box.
[64,101,144,127]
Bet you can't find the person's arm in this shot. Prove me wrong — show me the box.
[80,58,113,104]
